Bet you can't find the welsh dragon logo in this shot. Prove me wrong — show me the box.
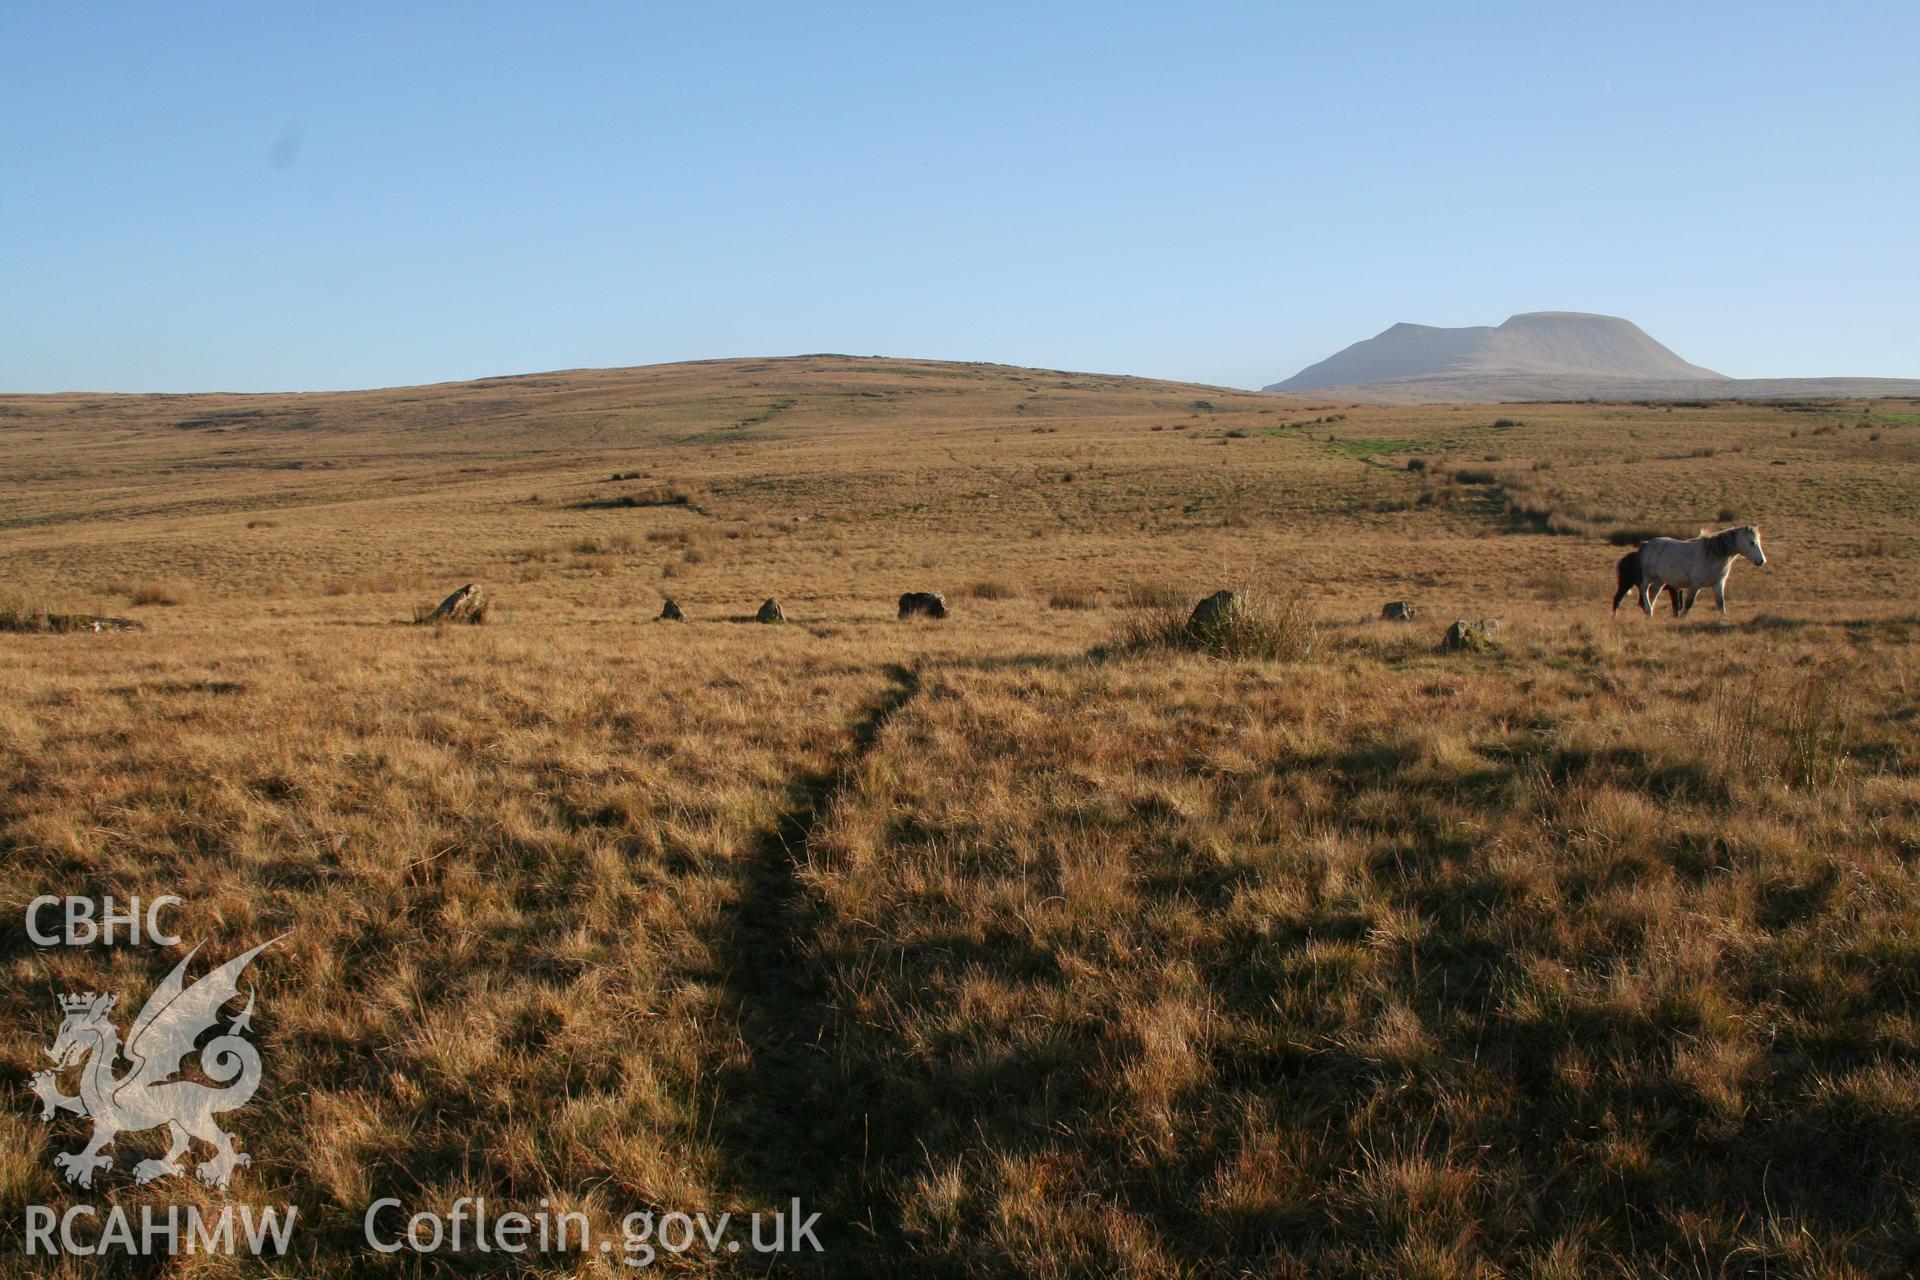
[28,938,279,1190]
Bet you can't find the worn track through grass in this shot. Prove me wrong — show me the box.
[711,661,924,1264]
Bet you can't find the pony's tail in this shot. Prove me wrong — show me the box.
[1612,550,1641,614]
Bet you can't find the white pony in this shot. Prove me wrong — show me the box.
[1637,525,1766,616]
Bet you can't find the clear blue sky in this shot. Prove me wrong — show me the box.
[4,2,1916,393]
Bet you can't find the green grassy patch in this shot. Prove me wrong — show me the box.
[736,397,797,429]
[1324,437,1433,460]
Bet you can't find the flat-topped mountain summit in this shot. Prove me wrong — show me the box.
[1264,310,1920,402]
[1268,311,1726,396]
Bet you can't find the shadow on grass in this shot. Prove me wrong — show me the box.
[705,644,1920,1274]
[706,662,928,1270]
[1744,612,1920,639]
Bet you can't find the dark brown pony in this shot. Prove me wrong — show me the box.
[1612,550,1690,615]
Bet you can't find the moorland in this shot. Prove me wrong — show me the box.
[3,355,1919,1276]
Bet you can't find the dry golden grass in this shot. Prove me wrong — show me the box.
[1,357,1917,1275]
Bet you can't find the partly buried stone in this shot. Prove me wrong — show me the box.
[756,598,785,624]
[424,583,486,624]
[658,598,685,621]
[1381,600,1415,622]
[898,591,948,620]
[1440,618,1500,652]
[1187,589,1245,637]
[0,609,143,635]
[75,615,144,633]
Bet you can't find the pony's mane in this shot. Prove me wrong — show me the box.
[1705,526,1755,557]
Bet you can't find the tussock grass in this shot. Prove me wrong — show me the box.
[1116,580,1187,609]
[574,484,694,509]
[1046,586,1099,610]
[0,594,62,633]
[1530,567,1582,601]
[961,579,1020,600]
[1711,666,1853,794]
[568,532,639,555]
[127,581,190,607]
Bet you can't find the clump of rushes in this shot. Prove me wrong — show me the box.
[962,579,1019,600]
[1046,587,1099,610]
[128,581,189,606]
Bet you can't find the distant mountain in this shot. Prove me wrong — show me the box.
[1267,312,1726,396]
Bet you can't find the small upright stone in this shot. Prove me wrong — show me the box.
[658,599,684,621]
[898,591,948,620]
[1381,601,1415,622]
[1440,618,1500,652]
[1187,590,1244,636]
[425,583,486,624]
[756,598,785,624]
